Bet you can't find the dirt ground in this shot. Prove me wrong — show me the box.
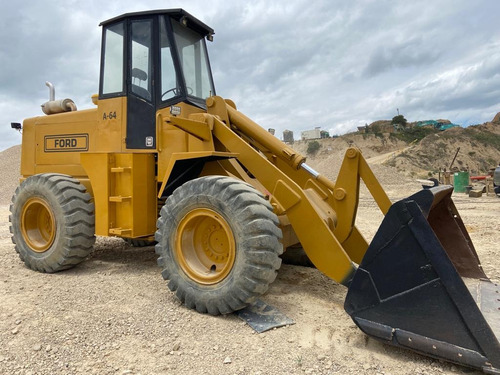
[1,174,498,375]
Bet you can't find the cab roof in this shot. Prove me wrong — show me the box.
[99,9,214,37]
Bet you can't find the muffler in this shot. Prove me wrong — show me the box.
[41,81,77,115]
[345,186,500,374]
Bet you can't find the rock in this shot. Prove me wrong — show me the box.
[11,327,19,335]
[172,342,180,351]
[121,370,133,375]
[223,356,232,364]
[33,344,42,352]
[15,320,22,325]
[317,354,326,361]
[469,189,483,198]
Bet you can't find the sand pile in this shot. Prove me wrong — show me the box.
[0,145,21,205]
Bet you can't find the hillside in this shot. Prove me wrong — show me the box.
[387,121,500,177]
[295,115,500,180]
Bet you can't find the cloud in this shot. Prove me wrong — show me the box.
[1,0,500,152]
[363,38,441,77]
[376,45,500,123]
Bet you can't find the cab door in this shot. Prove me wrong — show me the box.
[126,19,156,150]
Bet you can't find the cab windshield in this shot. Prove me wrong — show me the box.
[171,19,214,101]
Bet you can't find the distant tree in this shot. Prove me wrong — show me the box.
[392,114,408,129]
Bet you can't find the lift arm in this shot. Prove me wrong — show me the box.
[190,96,390,284]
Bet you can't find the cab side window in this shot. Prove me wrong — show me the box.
[160,17,178,101]
[130,20,152,101]
[102,22,124,95]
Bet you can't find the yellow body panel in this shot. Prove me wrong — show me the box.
[33,108,97,177]
[156,104,212,183]
[95,97,127,152]
[21,97,126,179]
[81,153,156,237]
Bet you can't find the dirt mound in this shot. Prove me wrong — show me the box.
[367,119,393,133]
[293,132,407,161]
[0,145,21,205]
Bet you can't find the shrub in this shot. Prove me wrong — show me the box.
[307,141,320,155]
[391,115,408,129]
[391,127,436,143]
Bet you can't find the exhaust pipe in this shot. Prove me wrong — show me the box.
[45,81,55,101]
[41,81,77,115]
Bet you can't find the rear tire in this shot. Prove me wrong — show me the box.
[9,174,95,272]
[155,176,283,315]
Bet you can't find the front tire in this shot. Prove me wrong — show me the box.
[9,174,95,272]
[155,176,283,315]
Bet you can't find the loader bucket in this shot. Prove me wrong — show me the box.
[344,186,500,374]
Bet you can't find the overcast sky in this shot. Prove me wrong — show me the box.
[1,0,500,151]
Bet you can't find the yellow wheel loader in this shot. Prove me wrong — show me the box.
[9,9,499,373]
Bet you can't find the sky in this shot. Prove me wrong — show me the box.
[1,0,500,151]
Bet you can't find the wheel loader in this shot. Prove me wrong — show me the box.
[9,9,500,373]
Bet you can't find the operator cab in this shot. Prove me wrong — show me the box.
[99,9,215,149]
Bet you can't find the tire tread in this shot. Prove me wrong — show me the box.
[9,173,96,273]
[155,176,282,315]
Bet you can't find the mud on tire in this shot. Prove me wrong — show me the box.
[9,173,95,272]
[155,176,283,315]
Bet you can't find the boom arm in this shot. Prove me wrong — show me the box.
[187,96,393,285]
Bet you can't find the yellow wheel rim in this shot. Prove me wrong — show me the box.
[21,197,56,253]
[175,208,236,285]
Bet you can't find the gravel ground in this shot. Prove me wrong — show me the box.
[0,145,498,375]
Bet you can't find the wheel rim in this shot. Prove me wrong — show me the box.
[21,197,56,252]
[176,208,236,285]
